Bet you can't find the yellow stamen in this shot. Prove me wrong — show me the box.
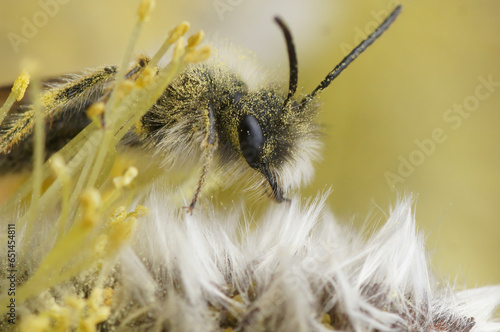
[173,37,186,62]
[135,66,156,89]
[167,22,190,45]
[187,30,205,50]
[137,0,155,22]
[13,69,31,101]
[185,45,211,63]
[112,166,138,189]
[134,205,148,218]
[86,102,105,119]
[80,188,101,227]
[116,80,135,101]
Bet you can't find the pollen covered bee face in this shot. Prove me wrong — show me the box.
[234,90,297,202]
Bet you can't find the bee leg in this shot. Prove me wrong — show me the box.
[185,100,217,214]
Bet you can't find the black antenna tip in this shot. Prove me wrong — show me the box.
[306,5,402,101]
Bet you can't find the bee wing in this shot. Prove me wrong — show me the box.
[0,67,118,171]
[0,75,73,108]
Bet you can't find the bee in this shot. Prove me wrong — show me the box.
[0,6,401,211]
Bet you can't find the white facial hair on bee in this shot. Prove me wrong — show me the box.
[0,7,402,211]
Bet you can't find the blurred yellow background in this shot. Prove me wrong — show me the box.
[0,0,499,290]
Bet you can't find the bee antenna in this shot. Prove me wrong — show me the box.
[303,5,402,103]
[274,16,298,107]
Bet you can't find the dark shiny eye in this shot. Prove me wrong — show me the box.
[238,114,265,168]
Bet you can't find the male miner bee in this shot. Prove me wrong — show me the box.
[0,7,401,211]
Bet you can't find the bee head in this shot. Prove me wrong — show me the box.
[236,90,304,202]
[234,8,401,202]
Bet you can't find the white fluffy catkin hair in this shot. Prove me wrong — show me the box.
[2,192,500,331]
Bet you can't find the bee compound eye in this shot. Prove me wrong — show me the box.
[238,114,265,167]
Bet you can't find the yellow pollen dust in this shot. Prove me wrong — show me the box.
[12,69,30,101]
